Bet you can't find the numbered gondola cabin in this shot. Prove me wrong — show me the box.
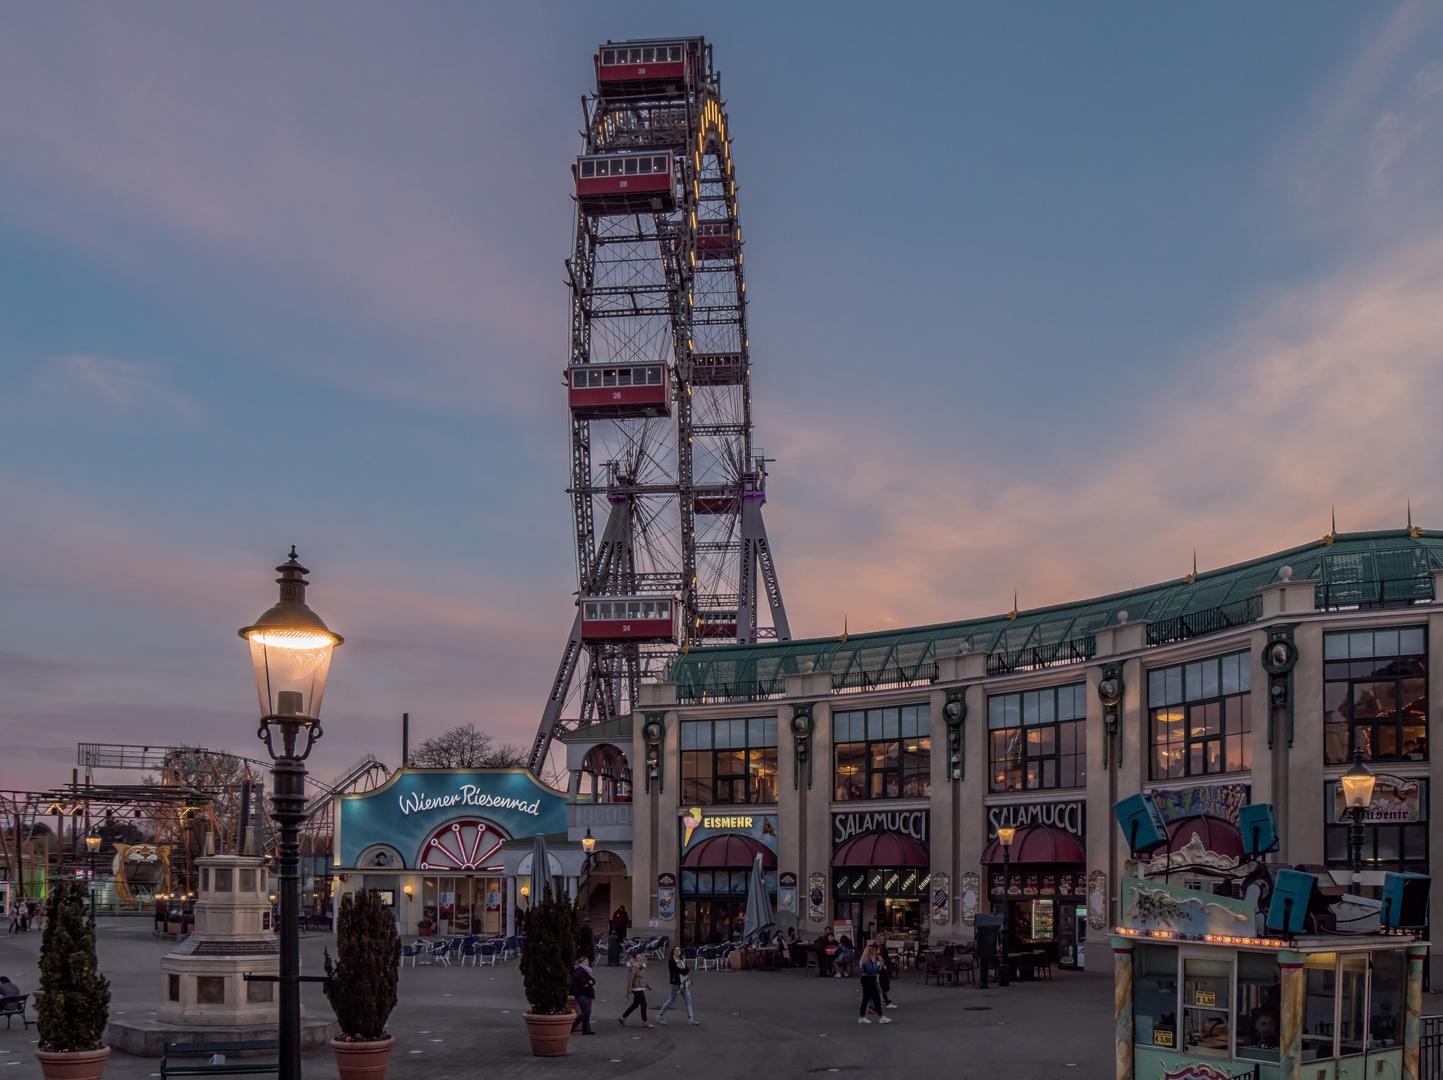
[596,41,694,95]
[576,152,675,216]
[581,597,677,642]
[568,363,671,420]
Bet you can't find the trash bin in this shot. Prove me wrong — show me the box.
[608,930,622,967]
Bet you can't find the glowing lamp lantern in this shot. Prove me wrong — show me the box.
[997,827,1016,848]
[996,827,1016,988]
[86,836,102,854]
[403,884,414,897]
[1341,753,1376,813]
[238,547,343,723]
[582,830,597,855]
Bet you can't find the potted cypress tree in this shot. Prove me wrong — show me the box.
[520,885,577,1056]
[35,882,111,1080]
[323,890,401,1080]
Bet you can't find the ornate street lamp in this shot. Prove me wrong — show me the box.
[997,827,1016,988]
[1340,742,1377,889]
[239,548,342,1080]
[580,828,597,907]
[86,835,102,926]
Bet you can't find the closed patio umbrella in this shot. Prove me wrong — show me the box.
[531,833,554,902]
[742,852,773,943]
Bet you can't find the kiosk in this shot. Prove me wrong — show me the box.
[1112,874,1426,1080]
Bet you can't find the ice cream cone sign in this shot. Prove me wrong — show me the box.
[683,808,703,847]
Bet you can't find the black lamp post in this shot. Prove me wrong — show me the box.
[997,827,1016,988]
[239,548,342,1080]
[85,834,101,926]
[1340,742,1377,889]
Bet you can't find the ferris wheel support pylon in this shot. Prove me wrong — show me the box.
[529,37,791,774]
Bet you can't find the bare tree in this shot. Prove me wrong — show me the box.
[409,723,529,769]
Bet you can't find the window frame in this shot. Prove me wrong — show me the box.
[987,683,1087,793]
[831,704,932,802]
[1323,626,1428,765]
[1147,650,1252,782]
[680,717,779,806]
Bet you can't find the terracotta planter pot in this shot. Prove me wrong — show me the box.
[35,1047,110,1080]
[330,1037,394,1080]
[523,1012,574,1057]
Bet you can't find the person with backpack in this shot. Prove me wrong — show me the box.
[857,945,892,1024]
[656,946,700,1025]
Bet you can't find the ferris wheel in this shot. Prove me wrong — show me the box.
[529,37,791,770]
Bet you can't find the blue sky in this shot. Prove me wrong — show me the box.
[4,3,1443,788]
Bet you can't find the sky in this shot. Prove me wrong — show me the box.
[5,2,1443,791]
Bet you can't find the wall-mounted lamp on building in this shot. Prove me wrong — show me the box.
[790,703,815,790]
[643,713,666,794]
[943,693,966,781]
[1097,665,1124,769]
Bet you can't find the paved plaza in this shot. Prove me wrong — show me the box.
[3,921,1111,1078]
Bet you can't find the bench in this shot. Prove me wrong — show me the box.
[0,995,32,1030]
[161,1040,280,1079]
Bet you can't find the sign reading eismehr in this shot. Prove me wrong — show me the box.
[833,809,928,847]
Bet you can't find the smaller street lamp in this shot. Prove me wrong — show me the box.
[403,884,414,933]
[580,829,597,910]
[997,827,1016,988]
[1340,742,1377,889]
[85,835,102,926]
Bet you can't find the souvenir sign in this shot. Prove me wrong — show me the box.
[1331,774,1421,824]
[657,872,676,922]
[931,871,950,925]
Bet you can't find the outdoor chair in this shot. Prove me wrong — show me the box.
[501,935,520,960]
[0,995,31,1030]
[901,942,917,969]
[477,943,499,966]
[682,946,699,964]
[460,939,483,966]
[922,951,942,986]
[953,951,976,986]
[401,942,425,967]
[648,936,669,959]
[426,940,452,966]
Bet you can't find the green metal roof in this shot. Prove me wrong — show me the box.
[667,529,1443,702]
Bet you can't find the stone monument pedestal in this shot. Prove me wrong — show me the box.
[107,854,337,1057]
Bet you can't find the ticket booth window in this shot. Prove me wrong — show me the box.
[1181,957,1231,1057]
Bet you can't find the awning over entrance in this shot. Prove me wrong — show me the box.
[981,824,1085,864]
[832,832,929,868]
[682,834,775,868]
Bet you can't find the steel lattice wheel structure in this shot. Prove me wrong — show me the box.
[530,37,790,770]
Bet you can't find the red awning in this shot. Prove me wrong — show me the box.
[981,824,1086,865]
[832,832,930,868]
[682,833,776,869]
[1160,815,1244,860]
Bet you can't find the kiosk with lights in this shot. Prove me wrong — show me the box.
[1112,805,1429,1079]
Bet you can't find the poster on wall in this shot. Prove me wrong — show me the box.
[657,873,676,922]
[778,871,797,915]
[931,871,950,925]
[960,872,979,926]
[1087,870,1108,930]
[1152,782,1250,826]
[807,872,826,922]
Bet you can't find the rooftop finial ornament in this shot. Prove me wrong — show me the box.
[1183,550,1198,585]
[1409,500,1423,538]
[1322,507,1337,546]
[1007,592,1018,620]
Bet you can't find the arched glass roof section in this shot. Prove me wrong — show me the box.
[667,530,1443,703]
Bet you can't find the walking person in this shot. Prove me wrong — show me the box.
[874,933,897,1008]
[571,956,596,1035]
[656,946,700,1025]
[857,945,892,1024]
[618,954,654,1028]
